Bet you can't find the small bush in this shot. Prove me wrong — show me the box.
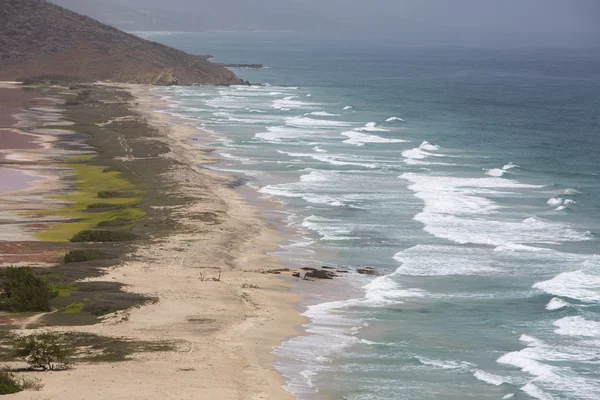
[19,376,43,391]
[64,250,108,263]
[0,368,22,395]
[70,230,139,243]
[0,267,58,312]
[14,332,75,371]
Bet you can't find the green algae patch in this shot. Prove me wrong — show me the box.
[54,283,78,298]
[64,298,89,314]
[34,158,146,242]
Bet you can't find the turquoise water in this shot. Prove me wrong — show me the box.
[140,32,600,400]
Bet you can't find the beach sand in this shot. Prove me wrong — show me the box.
[7,84,303,399]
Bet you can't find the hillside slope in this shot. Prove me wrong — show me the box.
[0,0,241,85]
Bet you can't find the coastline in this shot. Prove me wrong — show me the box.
[4,82,305,399]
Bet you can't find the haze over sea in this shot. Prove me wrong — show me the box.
[139,31,600,400]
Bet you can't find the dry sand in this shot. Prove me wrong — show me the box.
[9,85,304,400]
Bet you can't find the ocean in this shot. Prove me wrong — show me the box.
[138,31,600,400]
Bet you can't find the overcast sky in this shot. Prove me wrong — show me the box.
[52,0,600,45]
[106,0,598,32]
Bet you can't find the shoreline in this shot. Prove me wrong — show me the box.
[2,82,306,399]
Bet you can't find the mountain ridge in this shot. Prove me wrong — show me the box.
[0,0,242,85]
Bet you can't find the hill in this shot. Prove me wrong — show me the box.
[0,0,242,85]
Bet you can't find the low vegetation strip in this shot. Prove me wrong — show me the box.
[34,155,145,242]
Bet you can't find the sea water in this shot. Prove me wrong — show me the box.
[138,32,600,400]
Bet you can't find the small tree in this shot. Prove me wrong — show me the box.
[0,267,58,312]
[14,332,75,371]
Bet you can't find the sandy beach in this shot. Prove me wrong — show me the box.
[2,83,304,399]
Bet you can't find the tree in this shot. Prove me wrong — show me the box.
[14,332,75,371]
[0,267,58,312]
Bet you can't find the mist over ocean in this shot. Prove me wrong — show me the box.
[140,31,600,400]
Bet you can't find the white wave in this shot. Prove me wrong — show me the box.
[394,245,499,276]
[313,146,328,153]
[343,106,353,110]
[386,117,405,122]
[254,126,325,143]
[498,333,600,399]
[486,168,506,177]
[494,243,547,252]
[301,215,359,240]
[306,111,341,117]
[341,131,407,146]
[521,383,554,400]
[502,394,515,399]
[300,170,332,183]
[503,162,519,170]
[533,257,600,302]
[545,297,571,310]
[219,152,251,162]
[563,188,581,195]
[547,197,575,207]
[354,122,390,132]
[279,151,379,169]
[417,357,473,371]
[554,316,600,337]
[363,274,426,304]
[272,97,318,110]
[400,172,588,246]
[285,116,353,128]
[497,349,554,378]
[419,141,440,151]
[402,148,435,160]
[205,95,252,109]
[473,370,506,386]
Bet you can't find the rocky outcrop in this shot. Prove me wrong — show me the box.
[0,0,243,86]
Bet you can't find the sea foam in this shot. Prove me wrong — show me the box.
[341,131,407,146]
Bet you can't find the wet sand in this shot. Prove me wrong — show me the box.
[0,169,41,193]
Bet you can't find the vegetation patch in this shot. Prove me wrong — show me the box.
[64,249,110,263]
[53,283,78,298]
[0,368,23,395]
[63,299,89,314]
[63,332,176,363]
[70,230,140,243]
[34,157,145,242]
[0,267,58,312]
[14,332,75,371]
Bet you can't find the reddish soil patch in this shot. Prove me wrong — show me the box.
[0,87,36,128]
[0,129,41,150]
[0,241,66,265]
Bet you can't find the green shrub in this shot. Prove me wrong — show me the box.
[0,267,58,312]
[63,250,108,263]
[14,332,75,371]
[0,368,22,395]
[70,230,139,242]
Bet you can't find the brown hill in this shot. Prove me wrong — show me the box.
[0,0,242,85]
